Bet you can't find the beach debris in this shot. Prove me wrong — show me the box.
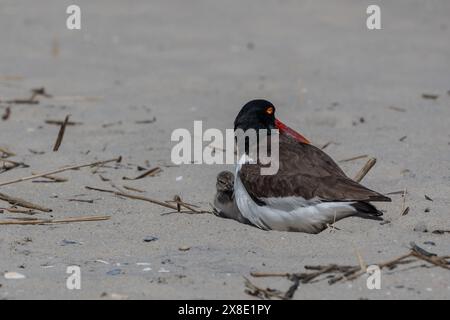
[244,277,287,300]
[1,159,29,173]
[179,246,191,251]
[0,215,110,225]
[388,106,406,112]
[106,269,123,276]
[401,207,410,216]
[143,236,158,243]
[4,272,26,280]
[353,157,376,183]
[320,141,336,150]
[86,186,178,211]
[110,293,128,300]
[246,243,450,299]
[338,154,368,163]
[432,229,450,235]
[135,117,156,124]
[122,167,161,180]
[176,176,183,181]
[386,190,405,195]
[67,198,97,204]
[101,292,128,300]
[61,239,82,246]
[53,115,70,152]
[0,192,52,212]
[45,119,82,126]
[0,87,52,104]
[400,188,409,216]
[0,156,121,187]
[167,195,202,213]
[0,208,38,215]
[102,121,122,128]
[0,147,15,158]
[31,172,68,183]
[422,93,439,100]
[2,107,11,121]
[399,136,407,142]
[28,149,45,155]
[122,185,145,193]
[424,195,433,201]
[414,222,428,233]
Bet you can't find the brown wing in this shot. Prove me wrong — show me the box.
[239,135,391,202]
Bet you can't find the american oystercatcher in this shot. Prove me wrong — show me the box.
[232,99,391,234]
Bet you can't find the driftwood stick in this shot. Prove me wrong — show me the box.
[244,277,286,300]
[85,186,179,211]
[0,147,15,157]
[339,154,368,163]
[353,157,377,182]
[31,172,68,182]
[53,115,70,152]
[122,167,161,180]
[0,192,52,212]
[0,157,121,187]
[168,195,202,213]
[0,215,110,225]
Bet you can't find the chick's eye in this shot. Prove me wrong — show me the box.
[266,107,274,115]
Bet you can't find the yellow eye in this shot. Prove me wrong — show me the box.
[266,107,274,115]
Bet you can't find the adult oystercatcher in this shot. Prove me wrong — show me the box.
[232,99,391,234]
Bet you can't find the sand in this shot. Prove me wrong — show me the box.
[0,0,449,299]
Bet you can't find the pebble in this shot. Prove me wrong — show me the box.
[4,272,26,280]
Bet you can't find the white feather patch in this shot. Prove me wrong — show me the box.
[234,163,358,233]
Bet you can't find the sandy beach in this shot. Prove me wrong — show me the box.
[0,0,449,299]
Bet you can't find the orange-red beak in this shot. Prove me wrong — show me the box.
[275,119,310,144]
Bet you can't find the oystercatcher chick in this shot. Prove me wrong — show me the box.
[213,171,250,225]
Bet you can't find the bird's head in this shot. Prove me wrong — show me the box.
[234,99,310,144]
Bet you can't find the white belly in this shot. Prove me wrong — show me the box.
[234,171,357,234]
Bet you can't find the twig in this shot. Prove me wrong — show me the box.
[400,188,409,216]
[122,167,161,180]
[45,119,82,126]
[0,87,51,104]
[31,172,68,183]
[53,115,70,151]
[0,215,110,225]
[353,157,376,182]
[339,154,368,163]
[122,185,145,193]
[0,192,52,212]
[0,157,121,187]
[167,195,202,213]
[0,147,15,158]
[388,106,406,112]
[85,186,179,211]
[0,207,38,215]
[1,159,28,172]
[244,277,286,300]
[67,199,96,204]
[422,93,439,100]
[247,244,449,298]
